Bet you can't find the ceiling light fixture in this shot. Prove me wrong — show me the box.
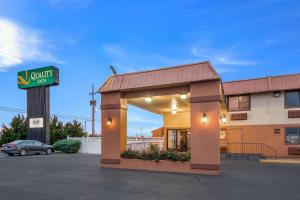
[145,97,152,103]
[180,94,187,100]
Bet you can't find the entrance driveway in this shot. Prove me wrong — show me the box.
[0,154,300,200]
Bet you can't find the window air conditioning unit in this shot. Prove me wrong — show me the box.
[273,91,281,97]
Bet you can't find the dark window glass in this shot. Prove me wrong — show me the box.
[228,95,250,111]
[167,129,189,151]
[286,128,300,144]
[229,96,238,111]
[22,141,34,146]
[239,96,250,110]
[167,130,176,149]
[177,130,188,151]
[285,91,300,108]
[34,141,43,146]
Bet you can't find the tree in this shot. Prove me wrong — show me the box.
[0,115,87,145]
[0,115,27,145]
[50,115,65,144]
[64,120,87,137]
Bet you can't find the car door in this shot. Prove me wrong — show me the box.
[22,140,35,153]
[33,141,45,153]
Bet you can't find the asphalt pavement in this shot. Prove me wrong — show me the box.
[0,153,300,200]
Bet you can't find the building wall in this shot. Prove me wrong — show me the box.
[222,92,300,157]
[163,111,190,128]
[151,127,164,137]
[221,124,300,157]
[222,92,300,125]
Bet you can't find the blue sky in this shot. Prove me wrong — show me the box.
[0,0,300,136]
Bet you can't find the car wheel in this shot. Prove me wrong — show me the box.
[46,148,52,155]
[19,149,27,156]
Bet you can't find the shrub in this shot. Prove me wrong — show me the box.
[121,150,142,159]
[53,139,81,153]
[121,144,191,162]
[50,116,65,144]
[160,150,190,162]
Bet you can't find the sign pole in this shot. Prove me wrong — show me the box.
[89,84,97,137]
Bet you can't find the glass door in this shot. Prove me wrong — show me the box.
[167,129,189,151]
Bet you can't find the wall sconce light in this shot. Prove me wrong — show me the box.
[145,97,152,103]
[220,114,227,124]
[180,94,187,100]
[201,112,208,124]
[171,109,177,114]
[107,117,112,126]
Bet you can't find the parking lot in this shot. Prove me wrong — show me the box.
[0,153,300,200]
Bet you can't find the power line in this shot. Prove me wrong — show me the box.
[0,107,155,130]
[0,106,100,123]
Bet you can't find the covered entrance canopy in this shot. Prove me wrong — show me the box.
[98,61,225,174]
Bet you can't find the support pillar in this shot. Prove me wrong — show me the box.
[190,81,221,170]
[100,92,127,164]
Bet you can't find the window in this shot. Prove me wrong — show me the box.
[285,91,300,108]
[228,95,250,111]
[285,128,300,144]
[167,130,176,149]
[274,129,280,134]
[220,129,226,140]
[22,140,34,146]
[34,141,44,146]
[167,129,189,151]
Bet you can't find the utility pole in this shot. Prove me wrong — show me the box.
[89,84,97,136]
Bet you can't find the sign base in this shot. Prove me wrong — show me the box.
[27,86,50,144]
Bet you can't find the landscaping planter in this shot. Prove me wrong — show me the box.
[101,158,220,175]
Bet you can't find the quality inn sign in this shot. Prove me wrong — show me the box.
[18,66,59,89]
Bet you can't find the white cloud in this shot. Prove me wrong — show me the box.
[102,44,191,73]
[0,18,62,71]
[102,43,257,75]
[128,113,162,125]
[191,47,256,67]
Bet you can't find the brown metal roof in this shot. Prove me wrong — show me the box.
[99,61,220,93]
[224,73,300,95]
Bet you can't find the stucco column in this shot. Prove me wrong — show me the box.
[100,92,127,164]
[190,81,221,170]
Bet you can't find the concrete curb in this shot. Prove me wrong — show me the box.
[260,159,300,164]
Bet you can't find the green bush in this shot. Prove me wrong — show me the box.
[53,139,81,153]
[121,150,142,159]
[121,144,190,162]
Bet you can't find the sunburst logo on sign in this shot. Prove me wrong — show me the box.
[18,70,30,85]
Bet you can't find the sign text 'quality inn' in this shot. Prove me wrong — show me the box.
[18,66,59,89]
